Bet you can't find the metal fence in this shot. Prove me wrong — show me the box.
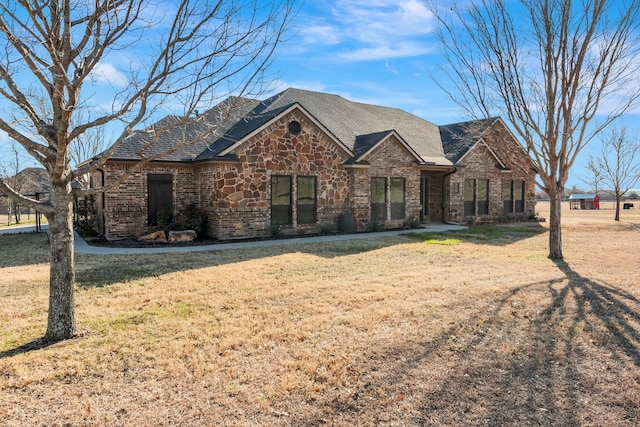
[0,192,49,231]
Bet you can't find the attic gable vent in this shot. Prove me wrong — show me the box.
[288,120,301,136]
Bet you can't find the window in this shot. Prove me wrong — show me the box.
[464,179,475,217]
[288,120,302,135]
[297,176,317,224]
[390,178,405,220]
[371,177,406,222]
[477,179,489,215]
[514,180,525,213]
[503,180,525,214]
[371,177,387,222]
[503,180,513,214]
[464,179,489,217]
[271,175,317,226]
[271,176,292,226]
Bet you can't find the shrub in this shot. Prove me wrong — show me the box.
[406,216,421,229]
[369,220,384,232]
[75,195,99,237]
[181,204,208,234]
[318,222,335,235]
[268,223,283,238]
[155,207,173,232]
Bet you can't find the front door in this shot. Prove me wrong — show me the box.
[148,174,173,226]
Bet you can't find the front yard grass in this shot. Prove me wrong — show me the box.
[1,210,639,426]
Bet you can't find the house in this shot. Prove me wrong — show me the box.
[90,88,537,240]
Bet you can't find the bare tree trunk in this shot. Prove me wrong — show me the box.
[12,202,20,224]
[615,194,621,221]
[44,183,76,341]
[548,189,563,260]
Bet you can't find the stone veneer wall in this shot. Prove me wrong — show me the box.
[96,112,472,239]
[202,112,352,239]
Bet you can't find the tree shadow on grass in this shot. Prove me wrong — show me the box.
[404,221,547,247]
[0,337,60,359]
[73,223,547,288]
[73,234,418,288]
[297,261,640,426]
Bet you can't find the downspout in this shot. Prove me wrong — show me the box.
[441,167,458,224]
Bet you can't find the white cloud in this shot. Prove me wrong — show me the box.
[300,24,341,46]
[337,42,436,61]
[296,0,437,61]
[89,62,128,87]
[336,0,434,43]
[385,61,399,75]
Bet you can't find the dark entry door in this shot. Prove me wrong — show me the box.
[148,174,173,226]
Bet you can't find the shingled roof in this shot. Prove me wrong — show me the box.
[439,118,497,163]
[107,88,454,166]
[108,97,261,162]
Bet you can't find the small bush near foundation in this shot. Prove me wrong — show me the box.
[268,224,283,238]
[406,216,421,229]
[318,222,335,235]
[181,204,208,234]
[156,207,173,232]
[368,220,384,232]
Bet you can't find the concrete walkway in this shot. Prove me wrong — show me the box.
[0,224,48,235]
[1,222,467,255]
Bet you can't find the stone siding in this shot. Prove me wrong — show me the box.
[96,113,439,239]
[203,111,352,239]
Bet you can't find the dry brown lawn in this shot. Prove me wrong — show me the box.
[1,201,640,426]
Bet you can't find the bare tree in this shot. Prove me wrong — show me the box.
[430,0,640,259]
[587,127,640,221]
[0,0,294,341]
[580,157,605,197]
[1,143,26,225]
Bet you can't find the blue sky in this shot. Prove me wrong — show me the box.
[271,0,462,123]
[266,0,640,190]
[3,0,639,190]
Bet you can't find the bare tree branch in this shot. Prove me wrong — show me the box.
[0,0,296,341]
[590,127,640,220]
[430,0,640,259]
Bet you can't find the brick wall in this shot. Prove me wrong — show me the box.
[99,163,200,240]
[352,135,422,229]
[445,126,537,223]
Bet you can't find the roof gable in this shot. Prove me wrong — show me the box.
[207,102,354,160]
[440,117,531,171]
[107,88,498,168]
[440,118,496,164]
[258,89,449,165]
[353,130,422,163]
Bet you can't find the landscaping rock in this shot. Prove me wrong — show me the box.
[138,230,167,243]
[168,230,197,242]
